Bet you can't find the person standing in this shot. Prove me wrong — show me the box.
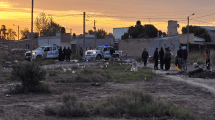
[58,46,63,61]
[142,48,149,67]
[153,48,159,70]
[66,47,72,62]
[205,46,211,70]
[62,46,67,61]
[177,46,184,70]
[79,47,83,57]
[164,48,171,70]
[182,46,188,70]
[159,47,164,70]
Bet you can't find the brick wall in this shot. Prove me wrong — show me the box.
[61,33,71,42]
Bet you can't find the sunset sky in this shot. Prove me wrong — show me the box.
[1,0,215,40]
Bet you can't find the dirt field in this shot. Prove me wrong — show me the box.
[0,62,215,120]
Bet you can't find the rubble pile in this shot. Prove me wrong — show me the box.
[188,70,215,79]
[167,68,215,79]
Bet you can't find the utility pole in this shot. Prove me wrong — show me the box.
[70,29,72,35]
[93,20,96,37]
[18,25,19,49]
[187,16,189,54]
[30,0,34,61]
[83,12,86,58]
[187,13,195,54]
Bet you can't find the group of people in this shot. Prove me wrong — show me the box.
[152,47,172,70]
[142,45,211,71]
[175,46,188,70]
[58,46,72,61]
[142,46,186,71]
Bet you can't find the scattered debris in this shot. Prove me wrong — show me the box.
[91,82,100,86]
[2,61,12,67]
[62,67,66,72]
[14,60,18,63]
[125,59,131,63]
[100,65,104,69]
[6,94,10,97]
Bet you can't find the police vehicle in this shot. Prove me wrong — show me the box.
[25,44,59,61]
[85,45,123,61]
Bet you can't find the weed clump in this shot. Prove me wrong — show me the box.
[10,62,50,93]
[45,93,89,117]
[91,89,191,119]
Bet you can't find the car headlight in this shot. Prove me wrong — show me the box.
[93,51,96,54]
[32,52,36,55]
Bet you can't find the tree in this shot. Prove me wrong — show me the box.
[20,27,30,39]
[96,29,107,39]
[0,25,7,39]
[182,25,211,42]
[88,29,94,34]
[121,21,161,39]
[73,33,76,38]
[35,12,61,36]
[7,28,17,40]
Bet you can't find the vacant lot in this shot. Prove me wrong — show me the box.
[0,61,215,120]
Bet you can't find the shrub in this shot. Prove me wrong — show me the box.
[45,93,90,117]
[10,62,50,93]
[48,71,58,77]
[91,89,191,119]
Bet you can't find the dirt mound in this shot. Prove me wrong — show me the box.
[188,70,215,79]
[167,68,215,79]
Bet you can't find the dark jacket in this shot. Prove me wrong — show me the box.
[177,49,184,58]
[142,51,148,59]
[183,49,188,59]
[159,49,164,59]
[63,48,67,55]
[66,48,72,55]
[153,50,159,60]
[110,47,115,55]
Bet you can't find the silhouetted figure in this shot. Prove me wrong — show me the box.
[153,48,159,70]
[62,46,67,61]
[58,46,63,61]
[142,48,149,67]
[66,47,72,61]
[159,47,164,70]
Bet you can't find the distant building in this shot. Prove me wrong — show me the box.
[168,20,179,37]
[71,34,114,54]
[200,26,215,42]
[113,27,129,41]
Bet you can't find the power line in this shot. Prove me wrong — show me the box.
[190,13,215,20]
[87,14,186,20]
[192,19,215,25]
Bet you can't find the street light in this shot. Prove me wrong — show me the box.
[13,24,19,49]
[187,13,195,54]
